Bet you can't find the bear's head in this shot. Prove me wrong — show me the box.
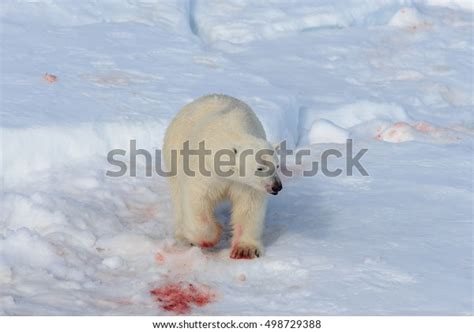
[217,135,283,195]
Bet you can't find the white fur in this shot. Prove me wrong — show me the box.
[163,94,281,258]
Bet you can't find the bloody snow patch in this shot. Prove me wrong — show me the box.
[154,252,165,264]
[43,73,57,83]
[374,121,462,143]
[150,282,215,314]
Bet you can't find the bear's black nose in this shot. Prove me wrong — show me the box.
[271,181,282,194]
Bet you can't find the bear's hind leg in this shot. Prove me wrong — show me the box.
[169,177,186,242]
[182,194,222,249]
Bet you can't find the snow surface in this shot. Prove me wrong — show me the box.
[0,0,473,315]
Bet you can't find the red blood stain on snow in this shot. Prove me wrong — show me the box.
[43,73,57,83]
[150,282,215,314]
[143,205,157,220]
[154,252,165,264]
[393,121,407,128]
[414,121,435,133]
[375,121,442,143]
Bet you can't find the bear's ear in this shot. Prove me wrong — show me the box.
[273,141,282,152]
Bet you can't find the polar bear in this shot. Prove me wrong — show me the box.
[163,94,282,259]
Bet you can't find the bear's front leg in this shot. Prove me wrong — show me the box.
[229,188,267,259]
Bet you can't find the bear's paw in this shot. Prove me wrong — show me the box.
[230,243,262,259]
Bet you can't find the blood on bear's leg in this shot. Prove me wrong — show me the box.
[195,214,223,249]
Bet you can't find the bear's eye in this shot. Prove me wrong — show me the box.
[233,148,237,154]
[257,167,264,171]
[276,165,280,169]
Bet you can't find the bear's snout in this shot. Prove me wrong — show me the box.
[267,177,282,195]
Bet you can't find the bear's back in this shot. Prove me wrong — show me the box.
[165,94,264,145]
[179,94,251,126]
